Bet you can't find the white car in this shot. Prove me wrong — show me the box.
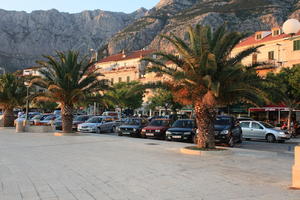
[77,116,117,133]
[240,121,291,143]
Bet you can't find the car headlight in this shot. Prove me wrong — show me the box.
[220,130,229,135]
[116,127,120,131]
[155,130,161,133]
[184,132,191,135]
[166,131,171,135]
[142,129,146,132]
[279,132,286,135]
[133,128,137,132]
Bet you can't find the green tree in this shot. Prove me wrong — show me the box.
[32,51,109,133]
[31,100,58,112]
[265,66,300,130]
[148,89,183,113]
[106,81,145,113]
[144,25,266,148]
[0,73,27,127]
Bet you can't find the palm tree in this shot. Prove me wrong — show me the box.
[0,73,27,127]
[144,25,266,149]
[265,67,300,131]
[32,51,109,133]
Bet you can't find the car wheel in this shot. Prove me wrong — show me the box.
[278,140,285,143]
[228,136,235,147]
[266,134,276,143]
[118,132,123,136]
[96,127,101,134]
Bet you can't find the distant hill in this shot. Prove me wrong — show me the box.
[1,0,300,71]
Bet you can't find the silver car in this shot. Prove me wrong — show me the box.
[240,121,290,143]
[77,116,117,133]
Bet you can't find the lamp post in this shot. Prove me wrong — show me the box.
[24,82,30,124]
[282,18,300,189]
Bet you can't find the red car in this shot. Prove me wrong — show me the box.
[141,119,171,139]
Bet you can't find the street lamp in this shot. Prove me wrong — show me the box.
[282,19,300,36]
[24,82,30,124]
[90,48,98,62]
[283,19,300,189]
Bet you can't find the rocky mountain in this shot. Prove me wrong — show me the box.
[2,0,300,71]
[108,0,300,54]
[0,8,147,71]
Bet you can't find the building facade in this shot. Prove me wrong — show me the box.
[231,27,300,76]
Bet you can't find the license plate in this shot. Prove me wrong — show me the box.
[123,132,130,135]
[146,133,154,136]
[173,136,182,139]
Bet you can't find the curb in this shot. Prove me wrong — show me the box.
[54,132,79,136]
[180,147,230,156]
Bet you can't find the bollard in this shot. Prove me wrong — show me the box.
[15,120,24,132]
[292,146,300,189]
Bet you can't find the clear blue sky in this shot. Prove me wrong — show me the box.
[0,0,160,13]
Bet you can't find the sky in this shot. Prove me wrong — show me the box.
[0,0,160,13]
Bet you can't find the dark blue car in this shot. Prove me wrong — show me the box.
[166,119,196,143]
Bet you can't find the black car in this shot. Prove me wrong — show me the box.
[117,118,148,137]
[166,119,197,142]
[213,115,242,147]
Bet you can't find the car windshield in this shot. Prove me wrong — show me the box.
[125,119,141,125]
[214,117,232,125]
[261,122,274,128]
[44,115,55,120]
[172,120,195,128]
[86,117,102,123]
[74,116,89,121]
[32,115,42,120]
[149,120,169,126]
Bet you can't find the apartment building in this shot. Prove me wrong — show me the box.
[231,27,300,76]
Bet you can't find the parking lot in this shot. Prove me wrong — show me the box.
[0,128,299,200]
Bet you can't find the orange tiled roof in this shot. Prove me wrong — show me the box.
[97,49,154,64]
[235,31,300,48]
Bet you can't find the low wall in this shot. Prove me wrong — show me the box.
[24,126,55,133]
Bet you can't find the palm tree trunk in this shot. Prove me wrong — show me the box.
[194,102,216,149]
[61,104,73,133]
[288,108,292,132]
[3,106,14,127]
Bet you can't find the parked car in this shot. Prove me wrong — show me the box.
[237,117,254,121]
[36,114,57,126]
[141,119,171,139]
[14,112,41,125]
[166,119,197,142]
[72,115,92,130]
[117,118,148,137]
[213,115,242,147]
[240,120,290,143]
[77,116,117,133]
[30,114,52,125]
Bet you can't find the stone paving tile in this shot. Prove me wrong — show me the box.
[0,129,299,200]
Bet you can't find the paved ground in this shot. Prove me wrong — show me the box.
[0,128,299,200]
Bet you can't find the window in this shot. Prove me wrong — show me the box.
[127,76,130,82]
[240,122,250,128]
[273,30,280,36]
[256,34,262,40]
[111,78,114,85]
[268,51,274,60]
[252,122,263,130]
[119,77,122,82]
[293,40,300,51]
[252,54,257,65]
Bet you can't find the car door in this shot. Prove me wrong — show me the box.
[240,122,251,138]
[251,122,266,139]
